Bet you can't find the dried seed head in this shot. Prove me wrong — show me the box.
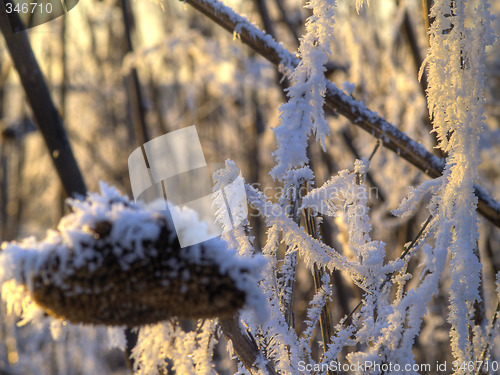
[0,183,267,326]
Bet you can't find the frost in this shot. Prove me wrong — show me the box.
[298,272,332,360]
[300,163,390,287]
[423,0,494,366]
[1,0,499,372]
[107,326,127,350]
[212,159,249,237]
[353,157,369,175]
[392,178,442,219]
[270,0,337,180]
[131,319,218,375]
[342,80,356,95]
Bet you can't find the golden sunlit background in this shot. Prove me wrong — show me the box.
[0,0,500,373]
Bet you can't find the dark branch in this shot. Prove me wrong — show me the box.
[0,1,87,197]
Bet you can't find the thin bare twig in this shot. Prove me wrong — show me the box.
[273,0,300,44]
[475,301,500,375]
[121,0,150,145]
[253,0,275,38]
[368,138,381,162]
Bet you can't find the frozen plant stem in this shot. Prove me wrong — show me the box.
[425,0,493,362]
[304,204,336,375]
[475,301,500,375]
[282,185,301,330]
[180,0,500,228]
[220,316,277,374]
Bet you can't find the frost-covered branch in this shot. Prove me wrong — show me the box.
[181,0,500,228]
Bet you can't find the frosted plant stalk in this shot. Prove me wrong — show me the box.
[424,0,494,366]
[270,0,336,180]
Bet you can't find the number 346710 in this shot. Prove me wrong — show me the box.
[5,2,53,14]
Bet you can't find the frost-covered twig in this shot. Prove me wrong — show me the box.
[475,301,500,375]
[181,0,500,228]
[303,203,335,371]
[246,184,362,278]
[272,172,306,330]
[340,213,433,327]
[220,316,277,375]
[380,214,433,287]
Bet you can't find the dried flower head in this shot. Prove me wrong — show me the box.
[0,183,267,327]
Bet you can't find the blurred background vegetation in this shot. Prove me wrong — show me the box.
[0,0,499,373]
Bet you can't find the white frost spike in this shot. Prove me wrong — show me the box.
[392,178,442,219]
